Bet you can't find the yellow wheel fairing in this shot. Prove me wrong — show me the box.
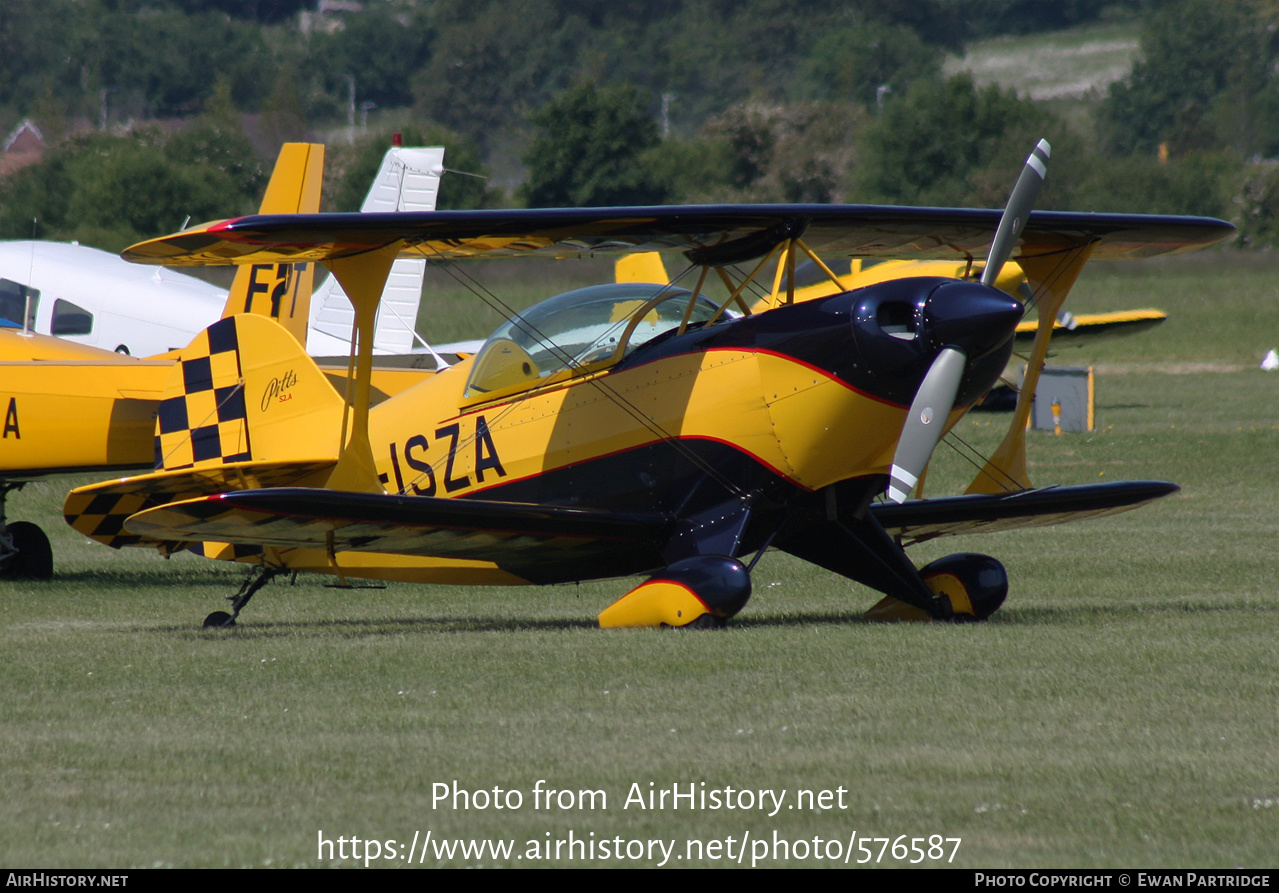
[598,580,711,628]
[863,595,932,622]
[863,574,976,623]
[921,572,975,616]
[598,555,751,628]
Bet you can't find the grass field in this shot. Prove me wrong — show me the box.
[3,251,1279,868]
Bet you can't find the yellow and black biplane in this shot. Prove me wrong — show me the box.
[63,144,1234,627]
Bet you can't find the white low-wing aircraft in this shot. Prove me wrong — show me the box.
[0,240,226,356]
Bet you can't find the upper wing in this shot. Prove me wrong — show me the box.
[871,481,1179,545]
[123,488,674,583]
[123,205,1235,268]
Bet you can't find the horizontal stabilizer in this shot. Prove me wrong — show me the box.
[63,459,335,549]
[871,481,1179,545]
[124,489,674,582]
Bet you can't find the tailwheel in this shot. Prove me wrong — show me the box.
[598,556,751,629]
[866,553,1007,622]
[202,567,283,629]
[0,521,53,580]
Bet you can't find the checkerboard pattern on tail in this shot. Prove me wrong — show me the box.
[64,312,346,553]
[154,317,251,471]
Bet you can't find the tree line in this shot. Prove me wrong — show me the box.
[7,1,1279,249]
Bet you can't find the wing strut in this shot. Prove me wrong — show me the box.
[966,241,1097,494]
[757,238,852,310]
[709,242,789,323]
[322,246,400,494]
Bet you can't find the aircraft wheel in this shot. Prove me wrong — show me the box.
[921,553,1008,621]
[0,522,53,580]
[681,613,727,630]
[203,611,235,629]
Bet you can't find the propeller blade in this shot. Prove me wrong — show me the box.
[981,139,1050,288]
[887,346,966,503]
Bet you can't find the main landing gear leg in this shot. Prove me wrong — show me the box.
[203,566,284,628]
[776,498,1009,621]
[775,493,954,619]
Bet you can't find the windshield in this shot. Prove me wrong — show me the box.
[464,282,722,399]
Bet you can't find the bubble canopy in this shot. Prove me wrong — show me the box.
[464,282,724,400]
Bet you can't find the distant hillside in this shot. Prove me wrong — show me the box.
[943,22,1139,102]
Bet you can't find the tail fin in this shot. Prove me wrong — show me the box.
[154,314,344,472]
[307,146,446,356]
[65,313,344,552]
[615,252,670,284]
[219,143,326,344]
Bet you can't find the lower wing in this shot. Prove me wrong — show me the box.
[123,488,675,582]
[871,481,1179,545]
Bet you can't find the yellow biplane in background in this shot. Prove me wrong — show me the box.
[746,257,1168,344]
[63,142,1233,628]
[618,232,1168,349]
[0,142,444,578]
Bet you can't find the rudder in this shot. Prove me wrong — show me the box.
[154,314,345,472]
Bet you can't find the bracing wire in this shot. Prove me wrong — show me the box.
[396,253,753,502]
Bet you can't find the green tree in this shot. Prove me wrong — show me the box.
[1072,152,1234,218]
[941,0,1138,36]
[83,9,270,118]
[164,81,265,199]
[260,64,311,153]
[854,74,1074,207]
[0,129,263,252]
[1235,161,1279,246]
[413,0,586,148]
[144,0,311,24]
[308,6,433,109]
[0,0,96,114]
[327,126,504,212]
[684,101,867,203]
[521,83,669,207]
[792,15,940,107]
[1101,0,1274,157]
